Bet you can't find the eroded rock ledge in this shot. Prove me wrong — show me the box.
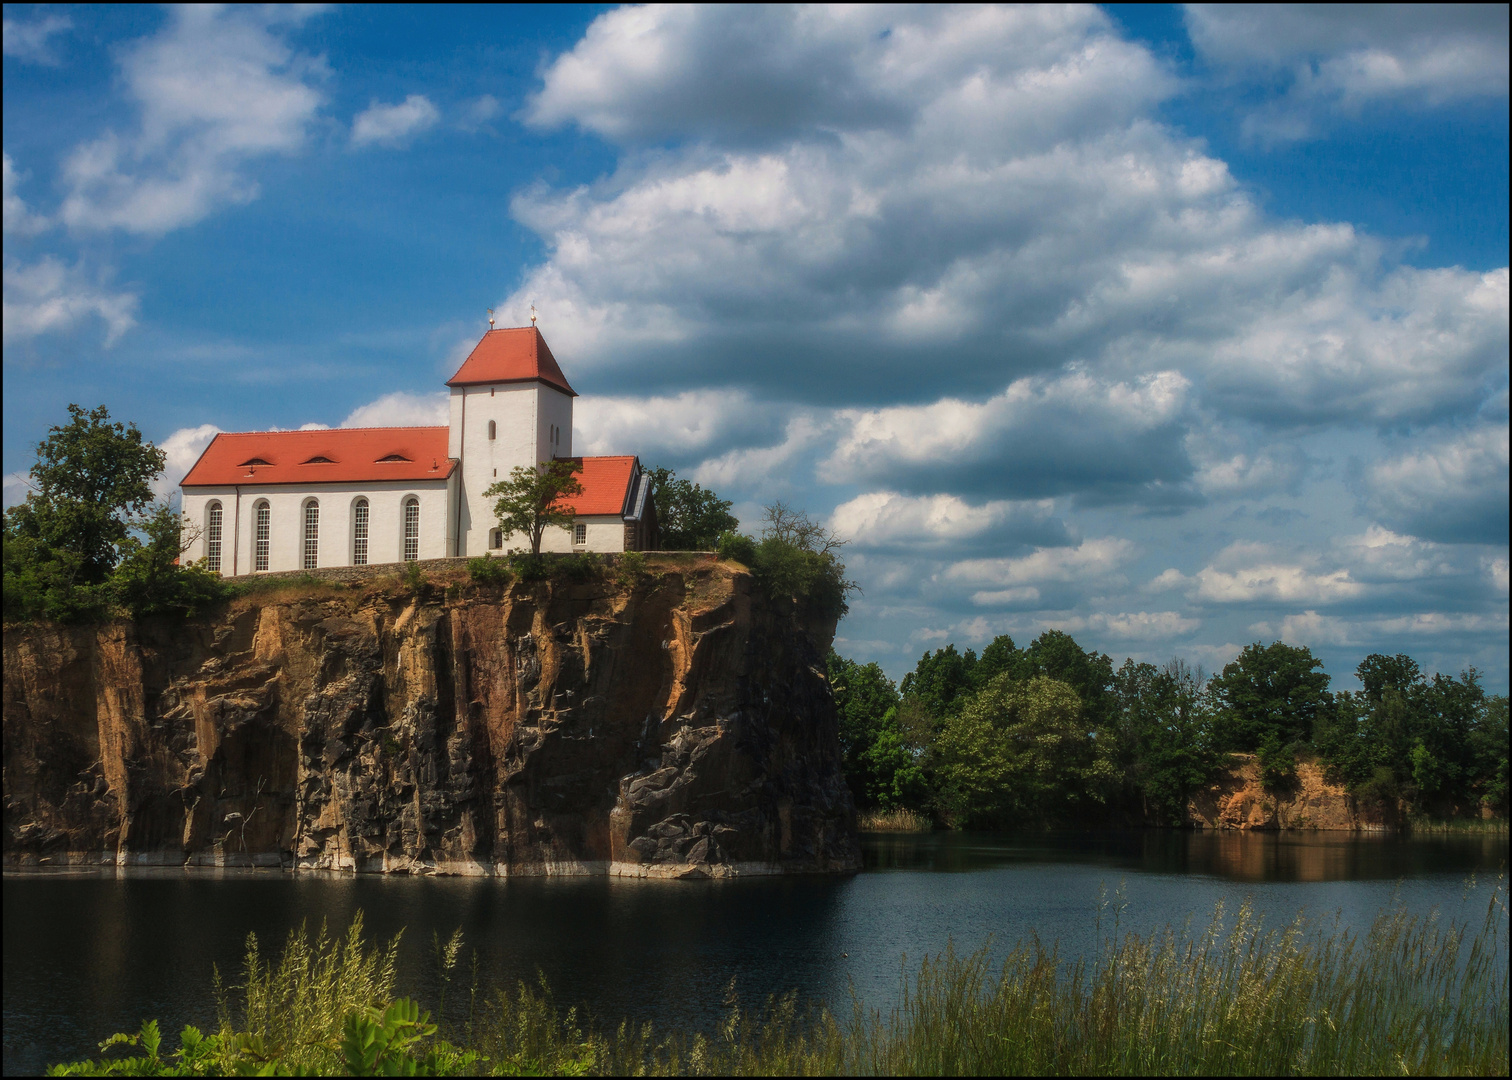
[3,559,859,877]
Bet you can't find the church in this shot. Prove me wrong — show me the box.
[179,324,657,575]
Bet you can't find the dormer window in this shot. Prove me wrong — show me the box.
[376,454,411,463]
[301,456,335,464]
[238,457,272,467]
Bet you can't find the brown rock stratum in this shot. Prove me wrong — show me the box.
[3,560,860,877]
[1186,753,1390,831]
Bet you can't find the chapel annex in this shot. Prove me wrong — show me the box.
[178,325,657,574]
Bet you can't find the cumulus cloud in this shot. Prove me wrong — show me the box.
[1254,609,1511,650]
[3,471,33,509]
[2,256,138,347]
[351,95,440,147]
[574,389,782,462]
[1191,541,1364,604]
[1363,425,1509,545]
[1186,4,1509,140]
[341,391,448,428]
[947,537,1135,607]
[153,423,222,498]
[2,12,72,65]
[829,491,1071,551]
[58,6,326,235]
[3,154,50,236]
[822,370,1193,502]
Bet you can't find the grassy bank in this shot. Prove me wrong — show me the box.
[50,882,1508,1076]
[1405,817,1510,835]
[856,807,932,832]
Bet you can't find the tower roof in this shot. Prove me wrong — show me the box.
[446,326,577,396]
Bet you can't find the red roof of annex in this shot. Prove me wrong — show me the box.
[446,326,577,396]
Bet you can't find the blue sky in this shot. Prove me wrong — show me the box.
[4,4,1508,691]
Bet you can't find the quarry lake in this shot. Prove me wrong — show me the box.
[5,829,1507,1075]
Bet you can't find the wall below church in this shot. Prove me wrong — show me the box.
[182,480,452,575]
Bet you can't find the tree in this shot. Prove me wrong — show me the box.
[1112,657,1218,822]
[110,504,225,619]
[1208,641,1331,751]
[719,502,855,620]
[934,674,1115,828]
[901,645,979,717]
[484,461,584,556]
[4,404,165,585]
[646,467,738,549]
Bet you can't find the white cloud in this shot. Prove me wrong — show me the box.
[2,12,72,64]
[1363,424,1509,545]
[351,94,440,147]
[2,256,138,347]
[59,6,326,235]
[1186,4,1509,141]
[3,471,33,509]
[829,491,1067,550]
[3,154,50,236]
[341,391,448,428]
[947,537,1135,595]
[690,413,833,498]
[573,389,778,460]
[1256,609,1511,649]
[1192,541,1364,604]
[153,424,222,498]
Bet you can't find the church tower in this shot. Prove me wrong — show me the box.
[445,325,576,555]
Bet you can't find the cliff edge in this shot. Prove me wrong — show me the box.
[1186,753,1391,831]
[3,558,860,876]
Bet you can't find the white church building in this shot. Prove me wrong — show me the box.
[179,325,657,575]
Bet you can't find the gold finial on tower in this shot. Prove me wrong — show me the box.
[530,303,538,327]
[487,308,495,329]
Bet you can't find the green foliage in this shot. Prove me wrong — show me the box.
[484,461,584,556]
[718,504,855,621]
[6,404,165,586]
[1209,640,1331,751]
[1111,659,1219,824]
[1256,734,1300,790]
[466,556,512,587]
[645,467,738,550]
[402,561,424,593]
[934,675,1115,828]
[827,654,927,810]
[4,405,240,625]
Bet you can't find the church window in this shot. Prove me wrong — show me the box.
[353,499,369,565]
[491,529,503,549]
[254,502,270,571]
[403,497,420,561]
[303,501,319,570]
[206,503,223,573]
[573,523,587,546]
[488,420,496,440]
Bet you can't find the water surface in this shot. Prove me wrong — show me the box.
[5,829,1505,1075]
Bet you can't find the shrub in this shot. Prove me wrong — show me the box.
[716,530,756,566]
[402,561,425,592]
[554,552,602,582]
[467,556,512,587]
[1257,735,1300,790]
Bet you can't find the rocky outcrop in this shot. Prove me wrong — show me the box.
[1185,753,1390,831]
[3,558,859,877]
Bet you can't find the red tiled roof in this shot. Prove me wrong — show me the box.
[558,456,637,516]
[181,428,456,487]
[446,327,577,396]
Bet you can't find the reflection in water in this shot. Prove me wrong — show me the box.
[862,828,1507,882]
[5,830,1505,1075]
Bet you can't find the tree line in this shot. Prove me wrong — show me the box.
[831,633,1508,828]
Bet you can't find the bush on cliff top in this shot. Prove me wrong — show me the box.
[718,502,856,623]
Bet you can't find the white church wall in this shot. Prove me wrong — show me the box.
[452,381,575,556]
[183,480,450,575]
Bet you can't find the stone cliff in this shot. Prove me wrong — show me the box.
[1185,753,1390,831]
[3,557,860,876]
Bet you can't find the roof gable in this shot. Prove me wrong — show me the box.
[181,428,455,487]
[446,326,577,396]
[557,456,638,516]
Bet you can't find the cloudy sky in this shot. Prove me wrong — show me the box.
[4,4,1508,689]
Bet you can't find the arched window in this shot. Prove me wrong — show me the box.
[303,500,319,570]
[254,502,271,571]
[488,420,496,440]
[206,502,223,573]
[491,529,503,550]
[403,497,420,561]
[352,499,369,565]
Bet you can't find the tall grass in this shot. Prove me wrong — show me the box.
[1407,816,1509,835]
[51,880,1509,1076]
[856,807,931,832]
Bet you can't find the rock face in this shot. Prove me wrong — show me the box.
[3,559,860,876]
[1185,753,1390,831]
